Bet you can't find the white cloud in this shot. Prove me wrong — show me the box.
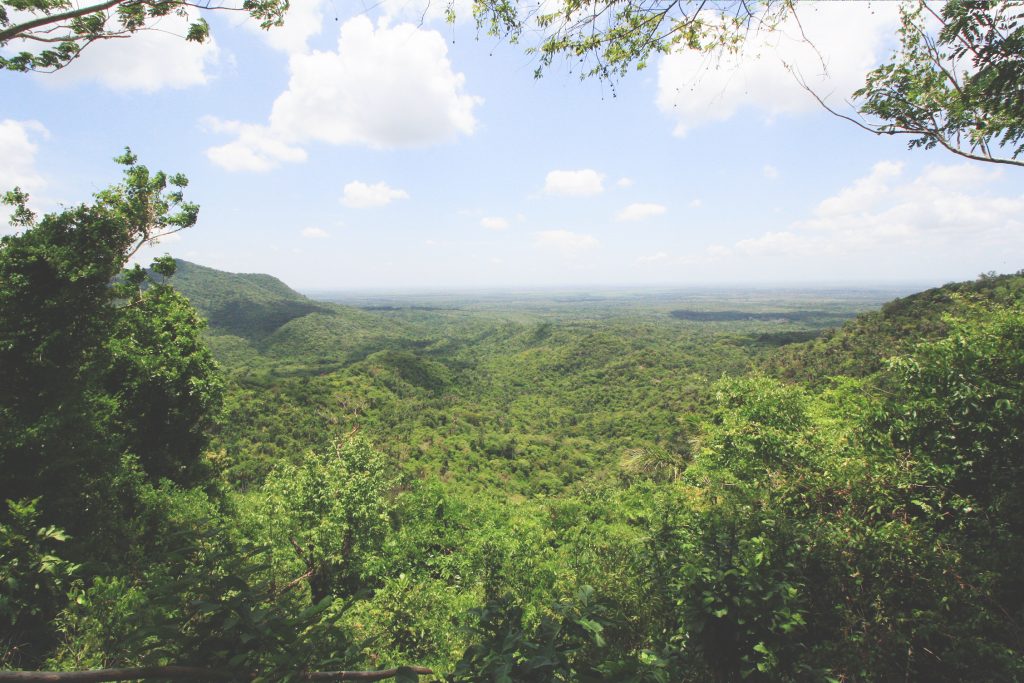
[616,177,634,188]
[656,3,899,135]
[815,160,902,217]
[617,202,667,222]
[736,161,1024,258]
[341,180,409,208]
[637,251,669,263]
[41,10,218,92]
[736,230,817,258]
[271,16,481,147]
[544,169,605,196]
[302,227,329,238]
[689,198,703,208]
[203,117,307,172]
[763,165,780,179]
[534,229,599,252]
[207,16,481,170]
[0,119,47,193]
[481,216,509,230]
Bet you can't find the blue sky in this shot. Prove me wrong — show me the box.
[2,1,1022,290]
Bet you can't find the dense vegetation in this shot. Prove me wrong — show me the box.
[3,159,1024,681]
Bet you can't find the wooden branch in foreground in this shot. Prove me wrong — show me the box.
[0,665,434,682]
[0,668,230,682]
[304,668,433,681]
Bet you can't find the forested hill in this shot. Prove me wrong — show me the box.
[167,259,329,339]
[764,270,1024,382]
[167,259,414,371]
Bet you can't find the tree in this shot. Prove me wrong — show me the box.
[249,437,397,603]
[0,0,287,73]
[0,150,221,529]
[104,261,224,484]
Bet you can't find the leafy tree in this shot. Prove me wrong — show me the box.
[886,303,1024,670]
[448,586,609,683]
[0,0,287,73]
[105,263,223,484]
[473,0,792,80]
[246,437,398,603]
[0,150,220,529]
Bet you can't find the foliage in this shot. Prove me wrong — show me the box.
[472,0,792,80]
[5,191,1024,682]
[854,0,1024,166]
[471,0,1024,166]
[448,586,609,683]
[0,0,287,73]
[0,499,78,667]
[0,151,219,533]
[244,437,399,603]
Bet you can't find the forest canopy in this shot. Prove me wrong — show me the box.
[3,156,1023,678]
[2,1,1024,681]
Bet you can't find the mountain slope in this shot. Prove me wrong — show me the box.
[169,260,328,341]
[166,260,413,372]
[764,270,1024,382]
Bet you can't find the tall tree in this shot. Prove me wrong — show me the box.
[0,150,221,528]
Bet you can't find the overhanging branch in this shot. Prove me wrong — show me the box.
[791,68,1024,168]
[0,0,124,44]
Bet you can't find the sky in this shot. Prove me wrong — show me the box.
[2,1,1022,290]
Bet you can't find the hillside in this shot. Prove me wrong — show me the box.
[167,259,415,372]
[764,270,1024,382]
[168,260,329,340]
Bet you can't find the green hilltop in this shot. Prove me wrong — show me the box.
[167,259,416,373]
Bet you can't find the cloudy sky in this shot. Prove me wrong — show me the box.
[2,1,1022,290]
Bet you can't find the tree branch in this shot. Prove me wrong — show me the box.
[0,666,434,682]
[303,668,434,681]
[793,68,1024,168]
[0,0,125,44]
[0,668,229,682]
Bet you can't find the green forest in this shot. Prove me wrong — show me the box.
[3,0,1024,680]
[3,152,1024,681]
